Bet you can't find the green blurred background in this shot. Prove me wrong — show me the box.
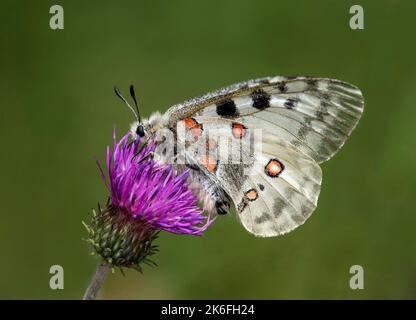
[1,0,415,299]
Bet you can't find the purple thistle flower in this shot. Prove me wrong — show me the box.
[85,130,211,271]
[101,130,211,236]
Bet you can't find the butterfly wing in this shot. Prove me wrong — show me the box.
[160,76,363,236]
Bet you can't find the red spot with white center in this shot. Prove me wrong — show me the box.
[265,159,284,177]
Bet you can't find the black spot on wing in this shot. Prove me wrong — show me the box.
[251,89,271,110]
[315,101,328,121]
[277,82,287,93]
[185,163,201,171]
[216,99,238,118]
[306,79,318,89]
[258,183,265,191]
[284,98,298,110]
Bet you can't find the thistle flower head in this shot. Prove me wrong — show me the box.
[104,131,210,235]
[85,130,211,270]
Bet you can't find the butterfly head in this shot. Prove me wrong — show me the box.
[130,120,147,140]
[114,84,151,140]
[135,123,145,138]
[130,111,163,140]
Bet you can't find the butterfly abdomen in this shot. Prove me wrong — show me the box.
[186,165,232,215]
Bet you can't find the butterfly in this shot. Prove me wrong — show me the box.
[115,75,364,237]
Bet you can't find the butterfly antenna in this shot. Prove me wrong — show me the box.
[114,86,139,121]
[129,84,142,124]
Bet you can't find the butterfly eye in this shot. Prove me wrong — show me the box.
[136,125,145,138]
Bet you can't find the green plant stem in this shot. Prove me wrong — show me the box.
[83,263,111,300]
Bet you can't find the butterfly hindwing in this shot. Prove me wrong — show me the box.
[236,134,322,236]
[176,118,321,236]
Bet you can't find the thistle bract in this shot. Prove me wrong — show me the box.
[85,131,211,270]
